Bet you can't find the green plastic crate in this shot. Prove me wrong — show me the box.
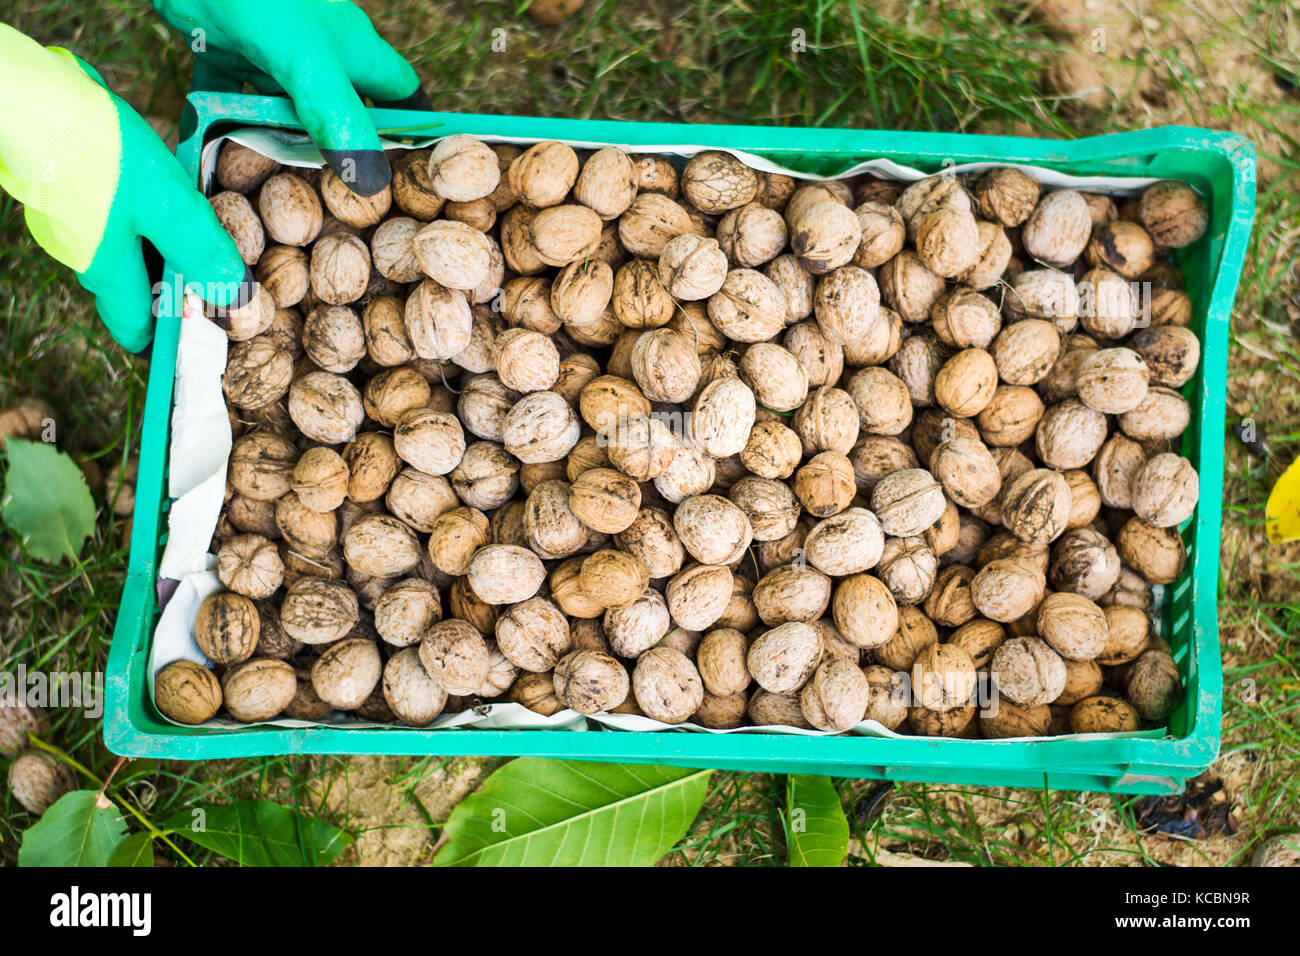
[104,92,1256,794]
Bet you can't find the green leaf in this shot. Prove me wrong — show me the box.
[18,790,129,867]
[162,801,352,866]
[784,775,849,867]
[1,438,96,563]
[116,759,158,784]
[107,831,155,867]
[434,759,712,866]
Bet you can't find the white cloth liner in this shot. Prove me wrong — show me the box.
[150,126,1168,742]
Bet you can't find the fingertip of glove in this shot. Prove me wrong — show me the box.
[320,149,392,197]
[375,87,433,111]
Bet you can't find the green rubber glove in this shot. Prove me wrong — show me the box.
[0,23,248,353]
[154,0,429,196]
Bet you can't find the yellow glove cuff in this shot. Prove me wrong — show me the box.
[0,24,121,272]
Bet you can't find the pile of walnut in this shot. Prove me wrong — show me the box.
[153,136,1206,739]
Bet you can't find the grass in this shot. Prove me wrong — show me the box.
[2,0,1299,866]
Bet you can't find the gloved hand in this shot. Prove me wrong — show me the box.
[154,0,430,196]
[0,23,248,353]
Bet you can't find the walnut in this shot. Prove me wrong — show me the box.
[279,577,358,644]
[745,688,812,728]
[911,643,977,712]
[948,618,1006,669]
[1054,657,1104,707]
[878,251,946,323]
[392,406,465,476]
[1004,268,1080,330]
[847,436,918,498]
[575,549,647,611]
[933,348,998,419]
[411,220,492,292]
[428,135,500,203]
[980,699,1052,738]
[255,247,310,310]
[1131,453,1198,528]
[1118,387,1191,444]
[1117,516,1186,585]
[873,604,938,670]
[692,690,748,729]
[752,565,832,625]
[258,173,323,246]
[503,390,581,464]
[1075,347,1150,415]
[746,621,822,693]
[405,279,473,361]
[216,534,284,600]
[222,658,298,722]
[970,558,1045,623]
[760,256,815,325]
[632,646,704,723]
[974,168,1040,227]
[383,647,448,727]
[155,660,223,725]
[462,544,543,605]
[1098,604,1151,666]
[553,650,630,714]
[368,217,423,284]
[1022,189,1091,268]
[415,619,487,697]
[786,200,862,274]
[929,436,1001,510]
[693,628,750,697]
[976,385,1044,448]
[799,658,869,731]
[876,536,938,606]
[374,578,441,647]
[652,440,715,504]
[362,296,415,366]
[832,573,898,648]
[224,284,276,341]
[1078,266,1139,339]
[1067,695,1139,734]
[740,421,803,481]
[727,476,799,542]
[211,190,265,265]
[1033,591,1106,663]
[310,637,382,710]
[682,151,759,213]
[922,564,977,627]
[793,386,860,456]
[510,672,564,715]
[853,665,905,730]
[991,636,1066,706]
[871,468,946,538]
[1049,527,1122,600]
[914,206,980,278]
[391,149,445,220]
[1084,220,1154,279]
[530,204,603,266]
[1093,434,1146,510]
[1130,326,1199,389]
[1036,398,1108,469]
[671,494,752,566]
[801,508,884,577]
[716,202,788,268]
[793,451,856,518]
[194,592,259,665]
[448,441,518,511]
[592,589,662,658]
[216,141,279,193]
[1138,180,1207,248]
[999,468,1072,544]
[288,371,364,445]
[605,413,677,481]
[341,514,421,578]
[812,265,882,346]
[708,268,787,342]
[615,507,686,580]
[422,506,488,577]
[222,337,292,410]
[339,432,399,505]
[991,319,1060,386]
[930,289,999,350]
[692,363,758,458]
[1125,649,1183,722]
